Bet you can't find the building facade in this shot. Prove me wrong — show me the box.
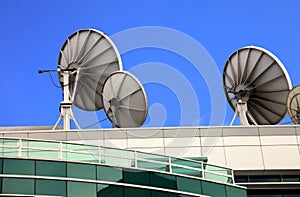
[0,125,299,196]
[0,132,246,197]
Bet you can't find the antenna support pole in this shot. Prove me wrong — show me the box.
[53,70,81,130]
[230,100,250,126]
[236,100,249,126]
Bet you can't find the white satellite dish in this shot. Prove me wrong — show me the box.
[287,85,300,124]
[102,71,148,128]
[223,46,292,125]
[53,29,122,130]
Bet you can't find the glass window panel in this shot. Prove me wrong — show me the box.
[97,165,123,182]
[23,140,59,149]
[102,148,134,159]
[63,143,95,152]
[137,160,168,172]
[80,145,98,154]
[137,152,169,162]
[23,149,58,160]
[124,187,151,197]
[172,166,202,177]
[171,158,202,169]
[36,160,66,177]
[97,184,123,197]
[204,172,232,183]
[0,148,18,157]
[177,176,202,194]
[150,173,176,190]
[102,155,133,167]
[68,181,96,197]
[63,152,98,163]
[67,163,96,180]
[185,157,208,163]
[2,139,18,146]
[204,164,232,175]
[2,178,34,195]
[226,185,247,197]
[36,179,66,196]
[151,190,177,197]
[3,159,34,175]
[202,180,226,197]
[0,139,18,157]
[123,169,150,186]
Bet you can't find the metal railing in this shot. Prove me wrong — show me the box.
[0,137,234,184]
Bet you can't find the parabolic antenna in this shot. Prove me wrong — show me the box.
[102,71,148,128]
[52,29,122,130]
[287,85,300,124]
[58,29,122,111]
[223,46,292,125]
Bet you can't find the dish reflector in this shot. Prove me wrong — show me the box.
[223,46,292,125]
[58,29,122,111]
[287,85,300,124]
[102,71,148,128]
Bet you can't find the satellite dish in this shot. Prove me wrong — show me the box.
[53,29,122,130]
[58,29,122,111]
[287,85,300,124]
[102,71,148,128]
[223,46,292,125]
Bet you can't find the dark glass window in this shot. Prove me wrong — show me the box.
[249,175,281,183]
[284,194,300,197]
[2,178,34,195]
[97,165,123,182]
[3,158,34,175]
[36,160,66,177]
[36,179,66,196]
[282,175,300,182]
[97,184,123,197]
[234,175,249,183]
[226,185,247,197]
[123,169,150,186]
[150,173,177,190]
[67,162,96,180]
[68,181,96,197]
[124,187,151,197]
[248,189,300,197]
[202,180,226,197]
[0,159,3,174]
[151,190,177,197]
[248,193,281,196]
[176,176,202,194]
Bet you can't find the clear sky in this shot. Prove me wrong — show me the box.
[1,0,300,128]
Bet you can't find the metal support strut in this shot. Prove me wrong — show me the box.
[230,100,257,126]
[52,69,81,130]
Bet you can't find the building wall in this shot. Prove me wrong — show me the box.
[3,125,298,171]
[1,125,299,196]
[0,157,246,197]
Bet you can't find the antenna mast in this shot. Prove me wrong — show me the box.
[53,68,80,130]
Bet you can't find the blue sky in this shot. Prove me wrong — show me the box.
[1,0,300,128]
